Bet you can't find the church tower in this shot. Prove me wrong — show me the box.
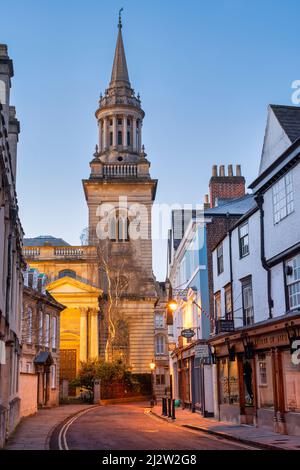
[83,15,158,373]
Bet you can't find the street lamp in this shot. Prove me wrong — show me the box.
[149,360,156,407]
[167,299,178,311]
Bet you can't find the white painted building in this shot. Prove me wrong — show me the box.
[210,104,300,436]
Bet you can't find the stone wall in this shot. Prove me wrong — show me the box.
[19,373,38,418]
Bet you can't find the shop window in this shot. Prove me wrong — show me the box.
[239,222,249,257]
[283,351,300,412]
[242,278,254,325]
[256,353,274,408]
[286,254,300,310]
[224,285,232,320]
[217,243,224,275]
[218,357,239,405]
[272,171,294,224]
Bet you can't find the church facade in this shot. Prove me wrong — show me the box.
[24,18,158,378]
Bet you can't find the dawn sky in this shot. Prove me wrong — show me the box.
[2,0,300,280]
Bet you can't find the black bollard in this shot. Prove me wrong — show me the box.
[168,398,172,418]
[171,399,176,420]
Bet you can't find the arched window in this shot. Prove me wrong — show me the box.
[58,269,76,279]
[108,210,129,242]
[155,335,165,355]
[118,130,122,145]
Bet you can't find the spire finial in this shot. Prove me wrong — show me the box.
[118,8,123,29]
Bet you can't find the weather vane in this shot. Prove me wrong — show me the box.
[118,8,124,29]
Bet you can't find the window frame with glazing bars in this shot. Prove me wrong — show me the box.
[224,284,233,320]
[241,277,254,326]
[285,253,300,310]
[217,243,224,275]
[239,221,249,258]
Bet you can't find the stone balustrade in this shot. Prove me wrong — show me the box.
[103,164,137,177]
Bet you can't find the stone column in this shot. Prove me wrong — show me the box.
[113,116,117,148]
[99,119,102,152]
[80,308,88,362]
[90,308,99,359]
[139,121,143,152]
[103,117,107,150]
[123,116,127,148]
[132,118,137,151]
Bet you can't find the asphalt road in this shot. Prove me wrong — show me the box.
[50,402,256,450]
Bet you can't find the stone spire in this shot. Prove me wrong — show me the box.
[109,10,130,89]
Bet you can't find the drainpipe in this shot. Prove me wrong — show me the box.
[255,194,273,319]
[227,214,234,320]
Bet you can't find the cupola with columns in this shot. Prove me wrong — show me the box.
[90,13,151,179]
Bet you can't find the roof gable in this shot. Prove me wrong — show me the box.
[259,105,292,175]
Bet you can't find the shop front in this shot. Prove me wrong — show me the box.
[210,312,300,435]
[171,341,214,417]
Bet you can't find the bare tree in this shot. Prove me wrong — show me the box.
[96,239,131,363]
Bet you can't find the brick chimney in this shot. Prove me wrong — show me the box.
[209,164,245,208]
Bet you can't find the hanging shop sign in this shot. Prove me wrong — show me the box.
[181,328,195,339]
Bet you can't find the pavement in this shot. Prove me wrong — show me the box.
[5,404,92,450]
[151,404,300,450]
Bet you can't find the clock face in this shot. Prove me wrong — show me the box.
[0,80,6,105]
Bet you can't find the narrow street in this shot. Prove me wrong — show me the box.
[49,403,256,450]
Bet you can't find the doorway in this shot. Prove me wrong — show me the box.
[60,349,77,396]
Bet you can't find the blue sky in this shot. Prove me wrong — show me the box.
[2,0,300,280]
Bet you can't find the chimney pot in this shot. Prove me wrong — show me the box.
[228,164,233,176]
[219,165,225,177]
[212,165,218,177]
[236,164,242,176]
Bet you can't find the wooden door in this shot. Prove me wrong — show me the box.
[60,349,77,396]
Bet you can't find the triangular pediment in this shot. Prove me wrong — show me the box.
[47,276,101,295]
